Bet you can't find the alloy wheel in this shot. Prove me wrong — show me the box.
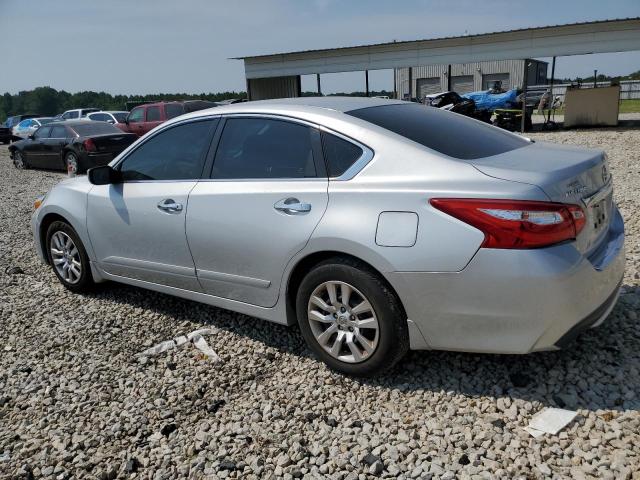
[307,280,379,363]
[66,153,78,175]
[50,231,82,284]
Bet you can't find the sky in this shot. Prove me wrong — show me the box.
[1,0,639,95]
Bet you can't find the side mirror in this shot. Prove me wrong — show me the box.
[88,165,121,185]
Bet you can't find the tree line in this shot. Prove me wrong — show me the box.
[0,86,247,122]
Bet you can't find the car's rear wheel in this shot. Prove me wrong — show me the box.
[296,258,409,376]
[13,150,26,169]
[65,151,79,175]
[46,221,94,293]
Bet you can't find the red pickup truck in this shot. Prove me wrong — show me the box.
[124,100,217,137]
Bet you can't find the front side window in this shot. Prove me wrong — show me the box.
[321,132,364,177]
[128,107,144,123]
[34,126,51,139]
[212,118,316,179]
[347,103,529,160]
[118,119,217,181]
[146,106,161,122]
[50,126,68,138]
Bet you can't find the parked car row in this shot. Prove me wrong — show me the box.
[9,121,137,174]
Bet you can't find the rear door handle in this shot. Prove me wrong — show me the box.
[274,197,312,215]
[157,198,183,213]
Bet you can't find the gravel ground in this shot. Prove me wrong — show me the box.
[0,129,639,480]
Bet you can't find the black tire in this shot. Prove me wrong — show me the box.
[296,257,409,377]
[46,221,94,293]
[13,150,27,169]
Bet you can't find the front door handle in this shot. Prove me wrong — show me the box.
[157,198,183,213]
[274,197,312,215]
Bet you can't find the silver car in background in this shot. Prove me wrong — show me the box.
[31,97,625,376]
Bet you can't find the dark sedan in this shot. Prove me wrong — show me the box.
[9,121,137,173]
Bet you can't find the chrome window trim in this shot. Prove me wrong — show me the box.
[111,115,221,182]
[212,113,375,182]
[316,125,374,181]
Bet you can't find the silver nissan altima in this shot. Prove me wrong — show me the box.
[31,97,625,376]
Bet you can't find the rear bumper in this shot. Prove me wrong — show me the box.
[389,206,625,353]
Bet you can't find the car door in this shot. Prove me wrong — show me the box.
[23,126,52,167]
[127,106,145,136]
[144,105,163,134]
[46,125,72,169]
[186,116,329,308]
[86,118,218,290]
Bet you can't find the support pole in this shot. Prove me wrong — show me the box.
[317,74,321,96]
[393,70,397,99]
[408,67,413,100]
[521,60,529,133]
[447,64,452,91]
[594,70,597,88]
[548,56,556,123]
[365,70,369,97]
[246,78,252,101]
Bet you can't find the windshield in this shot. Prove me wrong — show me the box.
[71,123,122,136]
[347,103,529,160]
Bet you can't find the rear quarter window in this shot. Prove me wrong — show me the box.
[321,132,364,177]
[347,103,529,160]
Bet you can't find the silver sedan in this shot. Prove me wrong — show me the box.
[31,97,625,376]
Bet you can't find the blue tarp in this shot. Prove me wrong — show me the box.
[462,89,519,111]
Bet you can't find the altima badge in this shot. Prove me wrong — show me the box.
[565,181,588,197]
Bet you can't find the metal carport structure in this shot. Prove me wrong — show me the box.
[234,18,640,101]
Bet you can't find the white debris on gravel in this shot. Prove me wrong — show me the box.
[1,130,639,479]
[525,408,578,437]
[136,328,222,363]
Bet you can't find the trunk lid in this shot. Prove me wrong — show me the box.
[89,133,137,154]
[470,141,612,254]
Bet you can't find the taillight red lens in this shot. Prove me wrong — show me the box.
[430,198,586,249]
[83,138,96,152]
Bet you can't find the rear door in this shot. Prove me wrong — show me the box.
[44,125,71,169]
[143,105,164,134]
[87,118,218,290]
[186,116,329,307]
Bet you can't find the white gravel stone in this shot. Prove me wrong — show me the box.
[0,130,639,478]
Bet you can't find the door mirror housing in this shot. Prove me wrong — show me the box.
[88,165,121,185]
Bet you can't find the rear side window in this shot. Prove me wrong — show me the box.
[118,119,217,181]
[347,103,529,160]
[146,106,161,122]
[50,126,68,138]
[165,104,185,119]
[321,132,363,177]
[212,118,316,179]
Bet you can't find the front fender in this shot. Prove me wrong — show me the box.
[32,178,95,262]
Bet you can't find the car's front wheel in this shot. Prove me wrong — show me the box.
[13,150,27,169]
[296,258,409,376]
[46,221,94,292]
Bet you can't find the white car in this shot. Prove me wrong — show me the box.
[55,108,100,121]
[12,117,53,139]
[86,111,129,127]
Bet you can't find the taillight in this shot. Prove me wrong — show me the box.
[83,138,96,152]
[430,198,586,249]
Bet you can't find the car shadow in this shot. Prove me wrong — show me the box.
[84,281,640,413]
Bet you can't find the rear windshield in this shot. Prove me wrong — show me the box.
[347,103,529,160]
[165,103,185,119]
[71,123,121,136]
[112,112,128,122]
